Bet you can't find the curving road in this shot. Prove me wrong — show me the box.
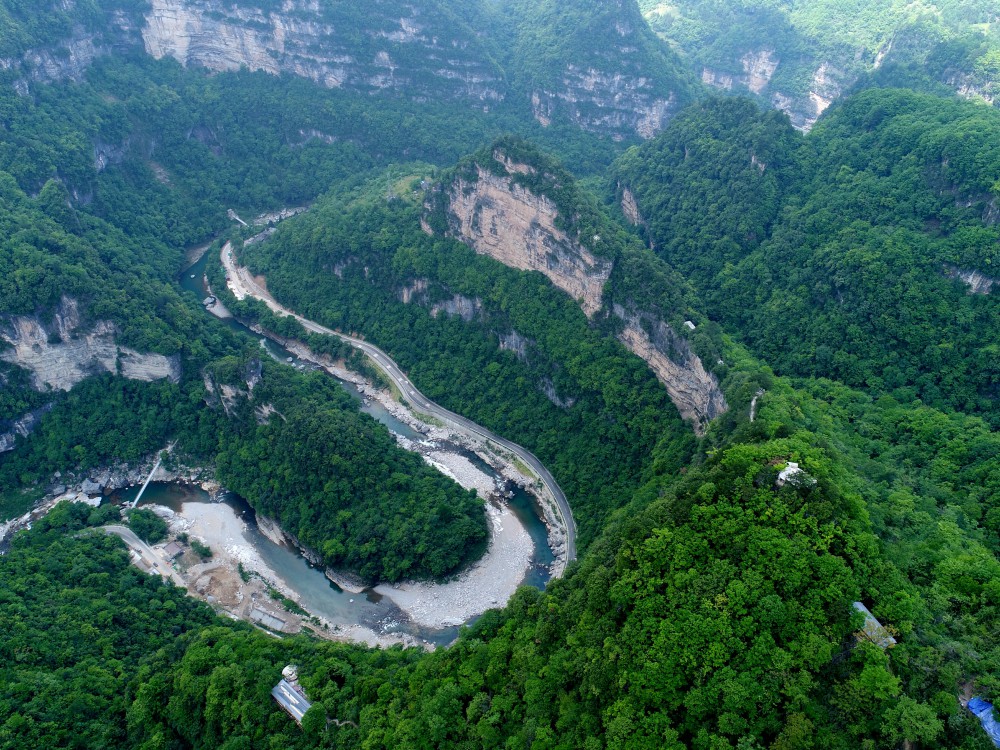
[222,242,577,562]
[104,525,186,586]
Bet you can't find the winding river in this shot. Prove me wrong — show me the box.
[175,245,562,643]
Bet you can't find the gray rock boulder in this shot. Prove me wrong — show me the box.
[81,479,104,496]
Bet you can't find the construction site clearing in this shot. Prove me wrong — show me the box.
[113,503,323,640]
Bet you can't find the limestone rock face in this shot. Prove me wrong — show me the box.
[945,266,1000,295]
[613,306,728,436]
[741,49,778,95]
[398,280,481,321]
[620,187,642,226]
[701,52,844,131]
[439,154,727,433]
[446,166,613,317]
[0,10,140,90]
[498,330,531,362]
[531,68,680,140]
[430,294,482,322]
[0,297,181,392]
[0,404,54,454]
[142,0,506,102]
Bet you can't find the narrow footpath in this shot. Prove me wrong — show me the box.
[222,242,577,562]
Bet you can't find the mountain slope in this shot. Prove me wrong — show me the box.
[614,91,1000,422]
[639,0,1000,129]
[492,0,697,138]
[2,0,697,143]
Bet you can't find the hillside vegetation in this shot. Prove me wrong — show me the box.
[639,0,999,126]
[615,91,1000,423]
[0,1,999,748]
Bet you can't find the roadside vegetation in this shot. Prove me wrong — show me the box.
[0,0,999,746]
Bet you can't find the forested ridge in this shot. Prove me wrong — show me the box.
[236,179,697,549]
[1,0,1000,748]
[615,91,1000,423]
[638,0,999,124]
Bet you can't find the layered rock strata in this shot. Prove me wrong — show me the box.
[447,166,613,317]
[0,297,181,392]
[439,155,727,433]
[142,0,506,103]
[612,306,728,435]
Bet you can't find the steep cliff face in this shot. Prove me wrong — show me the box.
[0,9,141,90]
[0,405,54,454]
[399,279,482,322]
[620,186,643,227]
[445,160,613,317]
[142,0,506,102]
[701,54,844,131]
[437,146,726,432]
[530,67,681,140]
[945,266,1000,295]
[0,297,181,392]
[512,0,692,140]
[613,306,727,435]
[4,0,689,141]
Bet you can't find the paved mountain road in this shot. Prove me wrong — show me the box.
[222,242,577,562]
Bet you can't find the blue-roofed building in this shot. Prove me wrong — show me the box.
[968,697,1000,748]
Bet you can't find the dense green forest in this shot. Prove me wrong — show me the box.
[236,178,695,548]
[615,91,1000,423]
[638,0,999,109]
[4,347,1000,748]
[2,0,1000,747]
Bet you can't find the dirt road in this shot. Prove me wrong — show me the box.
[103,525,185,586]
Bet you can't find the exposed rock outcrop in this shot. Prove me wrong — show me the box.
[539,377,576,410]
[700,53,845,131]
[806,62,841,125]
[445,166,613,317]
[700,49,779,99]
[945,265,1000,295]
[531,68,680,141]
[620,186,643,226]
[437,150,727,433]
[0,297,181,392]
[430,294,482,322]
[0,404,54,454]
[613,306,728,436]
[701,68,734,90]
[742,49,778,95]
[398,280,481,321]
[399,279,430,305]
[1,11,140,90]
[498,330,532,362]
[142,0,505,103]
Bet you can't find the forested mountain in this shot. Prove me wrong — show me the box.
[614,91,1000,423]
[639,0,1000,129]
[0,0,695,142]
[2,0,1000,748]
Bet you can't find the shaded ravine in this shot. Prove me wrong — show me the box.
[221,241,577,562]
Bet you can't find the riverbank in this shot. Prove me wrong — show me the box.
[376,500,533,628]
[0,450,218,546]
[222,237,574,566]
[141,498,428,650]
[275,330,567,578]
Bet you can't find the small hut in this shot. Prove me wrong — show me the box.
[852,602,897,649]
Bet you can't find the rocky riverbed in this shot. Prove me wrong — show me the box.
[375,501,533,628]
